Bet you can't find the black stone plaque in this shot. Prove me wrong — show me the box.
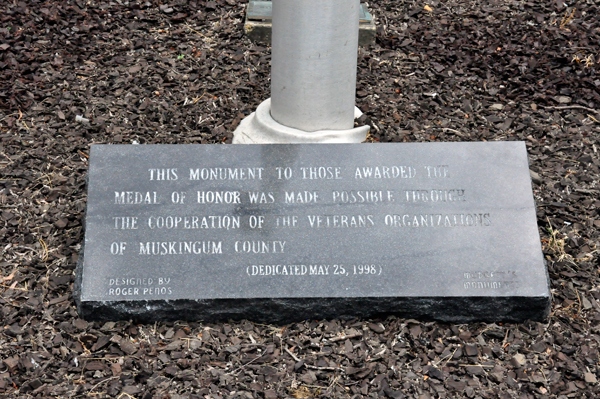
[75,143,551,323]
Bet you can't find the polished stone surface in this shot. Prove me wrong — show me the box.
[75,143,551,322]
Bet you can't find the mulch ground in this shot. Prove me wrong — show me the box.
[1,0,600,398]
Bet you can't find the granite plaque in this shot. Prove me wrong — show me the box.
[75,143,551,323]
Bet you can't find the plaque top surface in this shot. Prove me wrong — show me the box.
[79,142,549,310]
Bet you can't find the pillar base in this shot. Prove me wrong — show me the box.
[232,99,369,144]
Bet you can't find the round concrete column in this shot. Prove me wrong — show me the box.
[270,0,360,131]
[232,0,369,143]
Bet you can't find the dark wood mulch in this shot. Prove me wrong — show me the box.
[1,0,599,398]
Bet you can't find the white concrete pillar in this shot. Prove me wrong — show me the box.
[233,0,369,143]
[271,0,360,131]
